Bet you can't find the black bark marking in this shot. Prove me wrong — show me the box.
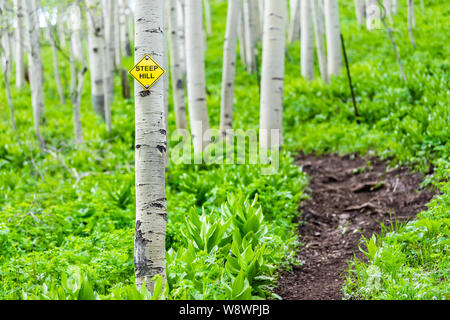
[156,145,166,153]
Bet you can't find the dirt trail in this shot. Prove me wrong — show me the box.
[275,153,435,300]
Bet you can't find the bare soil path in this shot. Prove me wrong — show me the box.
[275,153,435,300]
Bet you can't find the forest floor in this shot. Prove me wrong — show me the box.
[275,153,436,300]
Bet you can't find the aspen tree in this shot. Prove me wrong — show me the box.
[57,3,67,49]
[46,25,65,105]
[24,0,45,149]
[354,0,366,25]
[301,0,314,80]
[176,0,186,76]
[69,0,86,145]
[407,0,416,48]
[134,0,167,292]
[243,0,256,73]
[119,0,131,57]
[203,0,212,36]
[102,0,114,133]
[312,0,329,83]
[384,0,393,24]
[392,0,398,14]
[238,3,248,68]
[260,0,287,149]
[324,0,342,77]
[86,0,106,120]
[0,1,16,131]
[168,0,187,129]
[220,0,240,138]
[13,0,25,89]
[288,0,300,43]
[185,0,211,154]
[113,1,121,67]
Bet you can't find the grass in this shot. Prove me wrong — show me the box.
[0,0,448,299]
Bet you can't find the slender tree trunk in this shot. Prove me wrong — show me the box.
[220,0,240,138]
[13,0,25,89]
[243,0,256,73]
[176,0,187,77]
[134,0,167,293]
[407,0,416,48]
[392,0,398,14]
[86,0,106,120]
[47,26,65,105]
[238,3,248,68]
[119,0,131,57]
[354,0,366,25]
[185,0,211,154]
[24,0,45,149]
[384,0,393,24]
[288,0,301,43]
[0,25,17,131]
[102,0,114,134]
[312,0,329,83]
[324,0,342,77]
[259,0,287,149]
[113,1,121,68]
[203,0,212,36]
[301,0,314,80]
[56,3,67,48]
[168,0,187,130]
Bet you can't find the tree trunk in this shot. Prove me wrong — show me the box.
[24,0,45,150]
[312,0,329,83]
[301,0,314,80]
[259,0,287,149]
[185,0,211,154]
[288,0,301,43]
[354,0,366,25]
[134,0,167,293]
[119,0,131,57]
[392,0,398,14]
[324,0,342,77]
[407,0,416,48]
[383,0,393,24]
[13,0,25,89]
[203,0,212,36]
[102,0,114,134]
[86,0,106,120]
[176,0,187,77]
[238,3,248,68]
[243,0,256,73]
[168,0,187,130]
[220,0,240,138]
[69,0,86,145]
[47,26,65,105]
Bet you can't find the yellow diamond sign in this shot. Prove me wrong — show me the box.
[129,54,166,90]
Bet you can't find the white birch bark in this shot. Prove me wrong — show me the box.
[203,0,212,36]
[102,0,114,133]
[324,0,342,77]
[57,3,67,48]
[407,0,416,48]
[185,0,211,153]
[113,1,121,67]
[384,0,393,24]
[392,0,398,14]
[86,0,106,120]
[13,0,25,89]
[69,4,84,62]
[259,0,287,149]
[176,0,186,76]
[312,0,328,83]
[168,0,187,130]
[301,0,314,80]
[354,0,366,25]
[134,0,167,293]
[46,26,65,105]
[24,0,45,149]
[243,0,256,73]
[119,0,131,57]
[220,0,240,138]
[288,0,301,43]
[238,2,247,68]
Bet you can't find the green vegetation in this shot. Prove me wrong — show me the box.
[0,0,448,300]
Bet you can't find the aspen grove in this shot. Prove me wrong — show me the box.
[0,0,448,301]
